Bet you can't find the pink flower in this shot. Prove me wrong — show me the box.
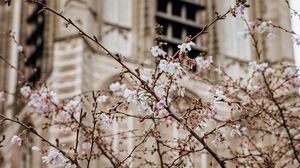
[156,99,166,109]
[235,3,246,18]
[248,22,256,31]
[11,135,22,146]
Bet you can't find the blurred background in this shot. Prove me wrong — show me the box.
[0,0,299,167]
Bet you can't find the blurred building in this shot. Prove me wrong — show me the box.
[0,0,296,167]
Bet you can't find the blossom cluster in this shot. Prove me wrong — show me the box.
[238,21,275,39]
[1,1,300,168]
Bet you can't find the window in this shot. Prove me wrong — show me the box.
[155,0,206,56]
[20,0,50,85]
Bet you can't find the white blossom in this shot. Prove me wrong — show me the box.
[109,82,126,92]
[215,89,227,101]
[158,60,168,72]
[81,142,91,152]
[177,41,195,52]
[292,35,300,46]
[141,68,153,83]
[195,56,213,69]
[64,98,80,113]
[159,60,186,79]
[97,95,108,103]
[42,150,71,168]
[20,86,31,97]
[27,86,58,114]
[228,87,239,96]
[283,67,294,77]
[123,89,136,102]
[249,61,268,72]
[255,21,269,34]
[100,113,112,125]
[154,85,166,98]
[230,125,242,137]
[137,101,153,115]
[150,46,167,57]
[11,135,22,146]
[32,146,40,151]
[0,91,5,102]
[55,111,69,122]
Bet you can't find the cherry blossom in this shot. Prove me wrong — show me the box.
[32,146,40,151]
[97,95,108,103]
[214,89,227,102]
[20,86,31,97]
[248,21,256,31]
[264,67,275,77]
[11,135,22,146]
[140,68,153,84]
[154,84,166,98]
[195,56,213,69]
[81,142,91,153]
[55,110,69,122]
[177,41,195,52]
[100,113,112,125]
[233,3,246,18]
[64,98,80,113]
[230,124,242,137]
[156,98,166,109]
[109,82,126,92]
[292,35,300,46]
[255,21,269,33]
[249,61,268,72]
[158,60,186,79]
[150,46,167,57]
[283,67,294,77]
[42,149,71,168]
[1,1,300,167]
[123,88,136,102]
[27,86,58,114]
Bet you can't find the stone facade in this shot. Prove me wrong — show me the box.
[0,0,297,167]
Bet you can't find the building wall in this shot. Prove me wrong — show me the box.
[0,0,296,167]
